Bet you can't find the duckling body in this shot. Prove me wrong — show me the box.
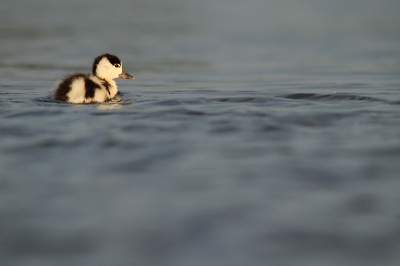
[54,53,133,103]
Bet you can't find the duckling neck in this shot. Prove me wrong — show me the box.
[95,76,118,98]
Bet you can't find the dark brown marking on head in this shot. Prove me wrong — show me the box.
[92,53,121,75]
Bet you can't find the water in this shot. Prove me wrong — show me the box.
[1,0,400,265]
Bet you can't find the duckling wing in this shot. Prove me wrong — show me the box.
[54,73,87,103]
[54,74,108,103]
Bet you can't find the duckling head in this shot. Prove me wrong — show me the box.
[92,53,134,81]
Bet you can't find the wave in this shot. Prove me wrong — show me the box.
[213,97,269,103]
[281,93,384,102]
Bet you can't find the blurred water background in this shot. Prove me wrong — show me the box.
[1,0,400,265]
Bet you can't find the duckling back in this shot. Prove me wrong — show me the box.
[54,73,114,103]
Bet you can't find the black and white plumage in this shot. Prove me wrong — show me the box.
[54,53,134,103]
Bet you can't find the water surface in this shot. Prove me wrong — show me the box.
[1,0,400,265]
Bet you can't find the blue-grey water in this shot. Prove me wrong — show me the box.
[1,0,400,265]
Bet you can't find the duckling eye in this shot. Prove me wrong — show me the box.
[114,63,121,68]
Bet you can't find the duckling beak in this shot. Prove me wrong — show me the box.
[119,70,134,79]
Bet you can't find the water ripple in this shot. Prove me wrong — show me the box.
[281,93,384,102]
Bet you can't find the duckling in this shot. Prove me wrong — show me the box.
[54,53,134,103]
